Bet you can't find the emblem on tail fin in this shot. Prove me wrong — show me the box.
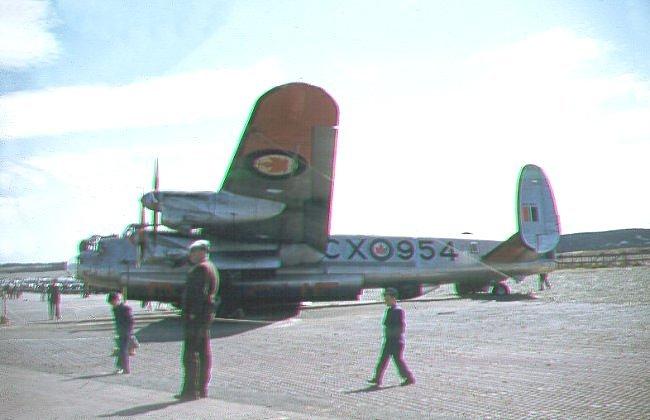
[248,149,307,179]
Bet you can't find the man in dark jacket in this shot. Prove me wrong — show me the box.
[47,282,61,320]
[108,292,134,374]
[176,240,219,400]
[368,287,415,387]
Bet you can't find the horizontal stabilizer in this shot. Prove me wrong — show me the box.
[482,233,540,264]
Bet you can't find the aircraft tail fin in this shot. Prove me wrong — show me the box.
[219,83,339,253]
[483,164,560,263]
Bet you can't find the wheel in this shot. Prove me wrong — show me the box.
[492,282,511,296]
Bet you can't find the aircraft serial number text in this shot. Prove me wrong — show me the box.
[325,238,459,262]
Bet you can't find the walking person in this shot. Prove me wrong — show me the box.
[368,288,415,387]
[108,292,134,374]
[539,273,551,291]
[176,240,219,400]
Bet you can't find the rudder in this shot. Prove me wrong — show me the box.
[517,164,560,253]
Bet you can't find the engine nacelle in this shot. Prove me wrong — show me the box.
[231,274,363,303]
[142,190,285,232]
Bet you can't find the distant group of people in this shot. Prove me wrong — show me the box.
[2,284,23,300]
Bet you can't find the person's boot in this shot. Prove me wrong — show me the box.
[400,377,415,386]
[366,377,382,387]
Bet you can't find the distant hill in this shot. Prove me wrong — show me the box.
[0,262,66,274]
[558,229,650,253]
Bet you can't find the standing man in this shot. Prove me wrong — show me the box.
[47,281,61,320]
[368,288,415,387]
[176,240,219,400]
[52,282,61,320]
[46,282,54,320]
[108,292,134,374]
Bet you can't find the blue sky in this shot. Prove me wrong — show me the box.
[1,0,649,263]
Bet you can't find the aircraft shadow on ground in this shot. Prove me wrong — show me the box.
[99,400,186,417]
[134,318,268,343]
[459,292,539,302]
[69,326,115,334]
[134,306,300,343]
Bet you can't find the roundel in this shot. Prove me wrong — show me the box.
[248,149,307,179]
[370,238,393,261]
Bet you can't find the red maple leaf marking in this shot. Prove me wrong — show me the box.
[373,243,388,256]
[256,155,293,175]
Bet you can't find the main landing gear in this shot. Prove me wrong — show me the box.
[491,281,511,296]
[454,281,512,297]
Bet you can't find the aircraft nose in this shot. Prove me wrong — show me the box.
[141,191,160,211]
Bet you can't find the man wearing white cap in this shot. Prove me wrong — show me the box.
[176,239,219,400]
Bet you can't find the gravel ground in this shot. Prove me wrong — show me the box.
[1,267,648,419]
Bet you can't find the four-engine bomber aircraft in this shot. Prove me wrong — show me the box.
[74,82,560,314]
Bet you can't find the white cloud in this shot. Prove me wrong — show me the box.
[329,28,650,239]
[0,136,236,262]
[3,25,650,262]
[0,0,59,69]
[0,58,285,139]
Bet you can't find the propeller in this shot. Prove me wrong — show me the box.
[137,200,146,265]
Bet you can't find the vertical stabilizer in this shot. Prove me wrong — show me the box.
[518,165,560,253]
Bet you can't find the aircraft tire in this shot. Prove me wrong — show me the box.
[491,282,511,296]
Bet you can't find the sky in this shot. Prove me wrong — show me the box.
[1,0,649,263]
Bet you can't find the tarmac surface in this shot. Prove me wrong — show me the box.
[1,267,649,419]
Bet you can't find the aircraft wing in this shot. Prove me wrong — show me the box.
[219,83,339,252]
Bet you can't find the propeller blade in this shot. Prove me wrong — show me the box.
[153,158,159,191]
[137,203,146,265]
[140,200,146,225]
[152,159,159,241]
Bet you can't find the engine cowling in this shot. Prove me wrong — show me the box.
[142,190,286,232]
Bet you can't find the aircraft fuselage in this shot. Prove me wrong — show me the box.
[75,233,555,305]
